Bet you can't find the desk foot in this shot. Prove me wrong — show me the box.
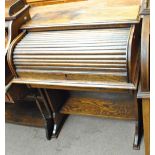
[133,98,143,150]
[133,122,141,150]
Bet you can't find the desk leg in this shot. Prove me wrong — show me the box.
[143,99,150,155]
[133,96,143,150]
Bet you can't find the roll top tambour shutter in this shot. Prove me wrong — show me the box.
[13,28,130,83]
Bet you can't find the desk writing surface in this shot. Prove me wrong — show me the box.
[22,0,141,29]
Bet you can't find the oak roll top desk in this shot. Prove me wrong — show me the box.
[5,0,145,150]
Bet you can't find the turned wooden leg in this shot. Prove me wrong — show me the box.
[142,99,150,155]
[133,97,143,150]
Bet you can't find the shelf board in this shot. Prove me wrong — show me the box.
[60,91,135,120]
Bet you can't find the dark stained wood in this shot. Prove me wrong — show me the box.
[127,24,141,85]
[9,0,26,16]
[24,24,137,32]
[37,88,68,139]
[141,15,150,92]
[7,31,27,78]
[5,60,14,85]
[5,30,8,48]
[44,89,69,112]
[5,0,30,21]
[133,93,143,150]
[5,0,18,17]
[5,100,44,127]
[6,84,30,103]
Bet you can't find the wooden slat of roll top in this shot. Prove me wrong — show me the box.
[16,66,126,72]
[14,47,127,52]
[20,29,130,40]
[14,59,126,63]
[21,31,128,36]
[15,64,126,69]
[13,28,129,83]
[20,36,126,40]
[14,55,126,59]
[15,42,127,47]
[22,36,128,40]
[14,62,127,73]
[14,50,126,55]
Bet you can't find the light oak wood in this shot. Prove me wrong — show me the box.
[12,28,129,84]
[142,99,150,155]
[22,0,141,30]
[6,0,143,145]
[26,0,85,6]
[11,78,137,92]
[8,26,140,91]
[60,91,135,120]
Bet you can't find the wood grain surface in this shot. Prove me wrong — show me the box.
[26,0,85,6]
[142,99,150,155]
[21,0,141,29]
[12,28,130,84]
[141,15,150,92]
[61,91,135,119]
